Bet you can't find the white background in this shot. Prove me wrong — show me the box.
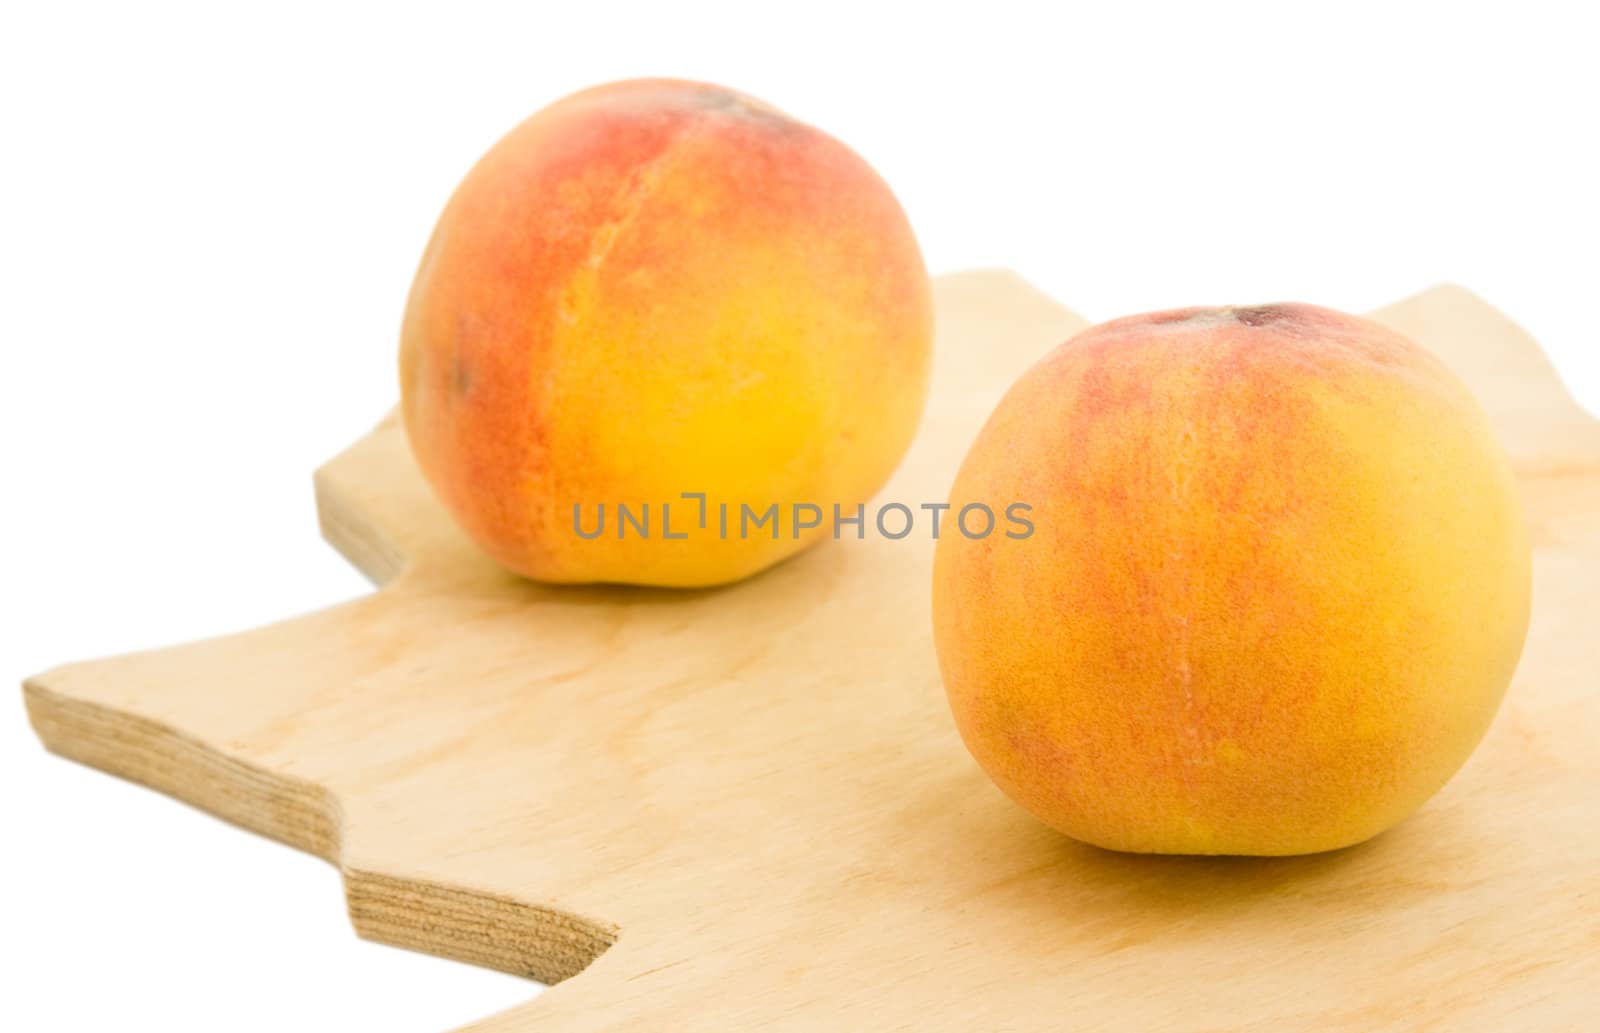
[3,1,1596,1030]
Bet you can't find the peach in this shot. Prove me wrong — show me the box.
[932,304,1531,855]
[400,79,932,587]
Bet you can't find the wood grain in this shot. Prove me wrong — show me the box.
[24,271,1600,1031]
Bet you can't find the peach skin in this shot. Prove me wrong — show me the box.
[932,304,1531,855]
[400,78,932,587]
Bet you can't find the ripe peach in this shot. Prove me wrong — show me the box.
[400,79,932,587]
[932,303,1531,855]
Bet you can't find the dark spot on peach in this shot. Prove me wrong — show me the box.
[696,87,795,130]
[1233,305,1287,327]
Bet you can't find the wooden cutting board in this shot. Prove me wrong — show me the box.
[24,271,1600,1031]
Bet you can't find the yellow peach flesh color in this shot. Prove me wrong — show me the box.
[400,78,932,587]
[933,304,1531,856]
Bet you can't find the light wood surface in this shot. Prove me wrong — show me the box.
[24,271,1600,1030]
